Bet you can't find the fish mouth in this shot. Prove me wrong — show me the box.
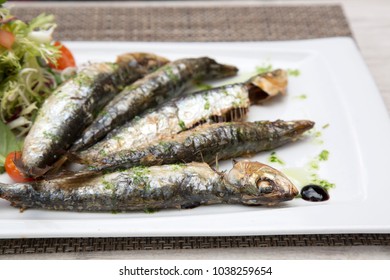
[277,120,315,139]
[206,58,238,79]
[217,64,239,78]
[288,120,315,135]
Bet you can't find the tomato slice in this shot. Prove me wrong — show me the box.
[0,29,15,49]
[5,151,34,183]
[49,41,76,70]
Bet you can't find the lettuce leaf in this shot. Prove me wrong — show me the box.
[0,120,21,173]
[0,6,61,136]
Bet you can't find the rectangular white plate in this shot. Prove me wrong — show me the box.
[1,37,390,238]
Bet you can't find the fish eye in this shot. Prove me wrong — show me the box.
[256,179,274,194]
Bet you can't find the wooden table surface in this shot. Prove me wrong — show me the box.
[2,0,389,260]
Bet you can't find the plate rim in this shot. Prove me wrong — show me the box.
[1,37,390,238]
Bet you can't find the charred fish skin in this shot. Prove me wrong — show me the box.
[0,161,298,212]
[21,53,169,176]
[71,57,238,151]
[78,69,288,164]
[0,163,225,211]
[79,120,314,170]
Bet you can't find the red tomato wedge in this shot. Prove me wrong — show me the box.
[5,151,34,183]
[49,41,76,70]
[0,29,15,49]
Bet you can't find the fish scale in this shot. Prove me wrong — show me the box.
[78,69,288,164]
[74,120,314,171]
[21,53,169,177]
[0,161,298,212]
[71,57,238,151]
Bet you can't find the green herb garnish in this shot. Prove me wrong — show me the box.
[318,150,329,161]
[295,94,307,100]
[255,63,273,74]
[164,66,179,82]
[287,69,301,77]
[311,174,335,190]
[268,151,285,165]
[203,95,211,110]
[195,82,212,91]
[178,120,186,130]
[102,180,114,190]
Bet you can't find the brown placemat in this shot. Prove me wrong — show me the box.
[2,3,383,255]
[2,234,390,254]
[11,4,352,41]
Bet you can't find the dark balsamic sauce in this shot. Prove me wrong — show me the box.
[301,184,329,202]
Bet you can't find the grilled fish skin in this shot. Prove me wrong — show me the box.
[0,161,298,212]
[21,53,169,177]
[71,57,238,151]
[78,69,288,164]
[75,120,314,170]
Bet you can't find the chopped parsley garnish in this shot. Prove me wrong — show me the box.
[178,120,186,130]
[268,151,285,165]
[311,174,335,190]
[255,63,273,74]
[318,150,329,161]
[287,69,301,77]
[295,94,307,100]
[195,82,213,91]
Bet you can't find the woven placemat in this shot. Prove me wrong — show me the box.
[2,234,390,255]
[2,3,386,255]
[11,4,352,41]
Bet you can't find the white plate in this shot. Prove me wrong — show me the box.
[1,38,390,238]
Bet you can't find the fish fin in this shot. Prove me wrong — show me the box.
[13,156,51,179]
[65,151,85,163]
[44,169,102,184]
[44,155,68,176]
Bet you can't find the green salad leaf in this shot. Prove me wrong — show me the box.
[0,120,21,173]
[0,6,63,137]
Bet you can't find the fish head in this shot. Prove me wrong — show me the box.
[206,58,238,79]
[225,160,298,205]
[117,53,169,71]
[247,69,288,104]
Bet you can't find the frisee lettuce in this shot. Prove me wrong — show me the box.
[0,6,64,137]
